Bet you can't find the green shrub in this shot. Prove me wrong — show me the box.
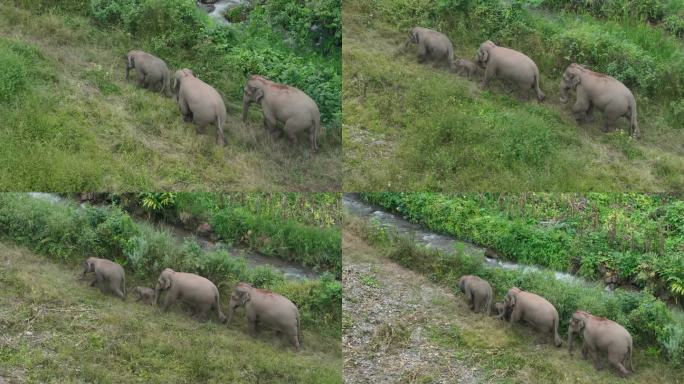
[0,48,27,103]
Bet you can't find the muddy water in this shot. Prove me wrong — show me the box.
[344,193,584,284]
[27,193,318,280]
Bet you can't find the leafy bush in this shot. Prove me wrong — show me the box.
[0,49,26,103]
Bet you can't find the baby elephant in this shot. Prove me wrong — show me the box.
[126,50,171,95]
[454,58,480,79]
[81,257,126,299]
[132,286,156,305]
[457,275,493,314]
[494,301,511,322]
[228,282,302,351]
[568,310,634,377]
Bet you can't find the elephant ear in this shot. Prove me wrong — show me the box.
[571,74,581,88]
[254,88,264,103]
[240,291,251,305]
[480,49,489,64]
[160,275,171,290]
[411,30,419,44]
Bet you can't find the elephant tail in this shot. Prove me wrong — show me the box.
[533,68,545,102]
[447,43,456,72]
[629,97,640,139]
[627,339,634,372]
[485,289,493,316]
[313,113,320,152]
[296,311,302,346]
[121,272,126,298]
[161,70,171,97]
[552,314,562,347]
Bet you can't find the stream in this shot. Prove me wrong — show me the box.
[343,194,586,285]
[197,0,245,25]
[27,193,318,280]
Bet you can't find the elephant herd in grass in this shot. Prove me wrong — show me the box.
[125,50,321,151]
[404,27,641,139]
[458,275,635,378]
[80,257,302,351]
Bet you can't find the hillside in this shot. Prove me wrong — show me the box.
[343,0,684,191]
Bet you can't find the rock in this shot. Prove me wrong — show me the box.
[196,222,213,236]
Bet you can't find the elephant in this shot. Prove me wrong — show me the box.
[503,287,562,347]
[227,282,301,351]
[404,27,455,71]
[568,310,634,377]
[80,257,126,299]
[242,75,320,151]
[125,50,171,95]
[173,68,227,146]
[474,41,545,102]
[559,63,640,139]
[454,58,480,79]
[494,301,511,321]
[154,268,227,323]
[132,286,155,305]
[457,275,493,314]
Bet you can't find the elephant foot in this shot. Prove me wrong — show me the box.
[183,115,193,123]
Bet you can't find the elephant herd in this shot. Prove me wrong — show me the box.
[81,257,302,351]
[404,27,641,139]
[125,50,321,151]
[458,275,635,378]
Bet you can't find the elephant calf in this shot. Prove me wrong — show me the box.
[228,282,302,351]
[454,58,480,79]
[503,287,562,347]
[494,301,511,322]
[81,257,126,299]
[457,275,493,314]
[126,50,171,96]
[132,286,155,305]
[404,27,455,71]
[173,69,227,146]
[568,310,634,377]
[154,268,227,323]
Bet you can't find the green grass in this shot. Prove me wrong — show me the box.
[342,0,684,191]
[0,242,342,383]
[0,3,340,191]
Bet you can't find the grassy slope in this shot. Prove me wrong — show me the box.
[0,242,341,383]
[342,2,684,191]
[343,225,684,384]
[0,4,340,191]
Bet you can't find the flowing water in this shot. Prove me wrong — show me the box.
[343,193,585,284]
[197,0,245,25]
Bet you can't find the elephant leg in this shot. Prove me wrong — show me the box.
[603,104,622,133]
[283,120,300,145]
[508,307,521,328]
[482,66,495,89]
[417,44,427,63]
[287,329,300,351]
[584,103,595,122]
[162,291,178,312]
[572,99,589,123]
[112,281,125,299]
[196,122,208,135]
[581,342,589,360]
[90,277,98,287]
[608,350,630,377]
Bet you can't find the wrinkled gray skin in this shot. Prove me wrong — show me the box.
[80,257,126,299]
[560,63,640,139]
[173,68,227,146]
[474,41,545,102]
[242,75,320,151]
[126,50,170,96]
[568,310,634,377]
[494,301,511,322]
[404,27,455,71]
[457,275,493,314]
[154,268,226,323]
[228,282,301,351]
[503,287,562,347]
[132,286,155,305]
[454,58,480,79]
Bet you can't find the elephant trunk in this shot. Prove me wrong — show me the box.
[242,95,251,123]
[125,57,133,81]
[559,83,570,104]
[227,304,236,324]
[154,283,162,306]
[567,327,575,354]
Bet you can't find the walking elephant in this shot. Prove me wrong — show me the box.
[474,41,545,101]
[503,287,562,346]
[80,257,126,299]
[154,268,227,323]
[242,75,320,151]
[126,50,170,95]
[404,27,455,70]
[173,69,227,146]
[559,63,640,139]
[457,275,493,314]
[568,310,634,377]
[227,282,301,351]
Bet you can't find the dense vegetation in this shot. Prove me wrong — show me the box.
[0,194,341,333]
[0,0,341,190]
[346,212,684,367]
[343,0,684,190]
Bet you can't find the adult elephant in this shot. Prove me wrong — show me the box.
[559,63,640,139]
[227,282,301,351]
[568,310,634,377]
[242,75,320,151]
[404,27,455,71]
[173,69,227,146]
[457,275,493,314]
[125,50,170,95]
[474,41,545,102]
[80,257,126,299]
[503,287,562,347]
[154,268,227,323]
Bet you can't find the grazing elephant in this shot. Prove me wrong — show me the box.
[474,41,545,102]
[404,27,455,71]
[454,58,480,79]
[125,50,170,95]
[457,275,493,314]
[132,286,155,305]
[559,63,640,139]
[494,301,511,321]
[227,282,301,351]
[242,75,320,151]
[154,268,226,323]
[80,257,126,299]
[503,287,562,347]
[568,310,634,377]
[173,69,227,146]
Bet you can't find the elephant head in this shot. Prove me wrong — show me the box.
[242,76,266,122]
[567,310,588,355]
[125,52,136,81]
[227,282,253,323]
[80,257,96,279]
[474,40,496,69]
[173,69,194,99]
[559,64,583,103]
[503,286,522,312]
[154,268,174,305]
